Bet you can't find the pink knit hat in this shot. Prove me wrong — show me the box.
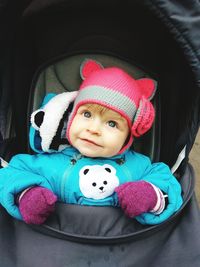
[67,59,157,154]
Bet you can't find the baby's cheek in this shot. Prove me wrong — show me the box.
[107,140,124,156]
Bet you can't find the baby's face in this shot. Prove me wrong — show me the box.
[69,104,129,157]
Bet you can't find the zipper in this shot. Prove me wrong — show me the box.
[60,154,82,201]
[60,161,74,202]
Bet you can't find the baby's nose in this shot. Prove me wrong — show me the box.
[87,120,101,134]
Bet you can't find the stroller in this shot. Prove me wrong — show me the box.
[0,0,200,266]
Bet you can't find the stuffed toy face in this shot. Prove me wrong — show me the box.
[79,164,119,200]
[30,91,78,153]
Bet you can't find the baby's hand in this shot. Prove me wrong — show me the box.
[115,181,158,218]
[19,186,57,224]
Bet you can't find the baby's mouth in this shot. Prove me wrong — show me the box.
[80,138,102,147]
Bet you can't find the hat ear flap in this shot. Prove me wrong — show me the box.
[80,59,104,80]
[131,97,155,137]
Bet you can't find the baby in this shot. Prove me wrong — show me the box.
[0,59,183,225]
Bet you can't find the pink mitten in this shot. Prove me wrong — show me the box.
[115,181,158,218]
[19,186,57,224]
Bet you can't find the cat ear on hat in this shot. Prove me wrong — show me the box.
[80,59,104,80]
[136,78,157,100]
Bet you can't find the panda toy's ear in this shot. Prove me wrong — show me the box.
[103,164,116,175]
[79,166,91,176]
[31,109,45,130]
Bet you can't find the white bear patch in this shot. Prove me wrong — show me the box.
[79,164,119,200]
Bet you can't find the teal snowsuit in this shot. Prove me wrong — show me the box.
[0,146,183,225]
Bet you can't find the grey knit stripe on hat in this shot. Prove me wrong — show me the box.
[74,86,137,120]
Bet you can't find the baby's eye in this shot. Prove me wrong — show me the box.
[108,120,117,128]
[83,111,91,118]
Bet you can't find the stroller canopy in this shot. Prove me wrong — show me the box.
[0,0,199,171]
